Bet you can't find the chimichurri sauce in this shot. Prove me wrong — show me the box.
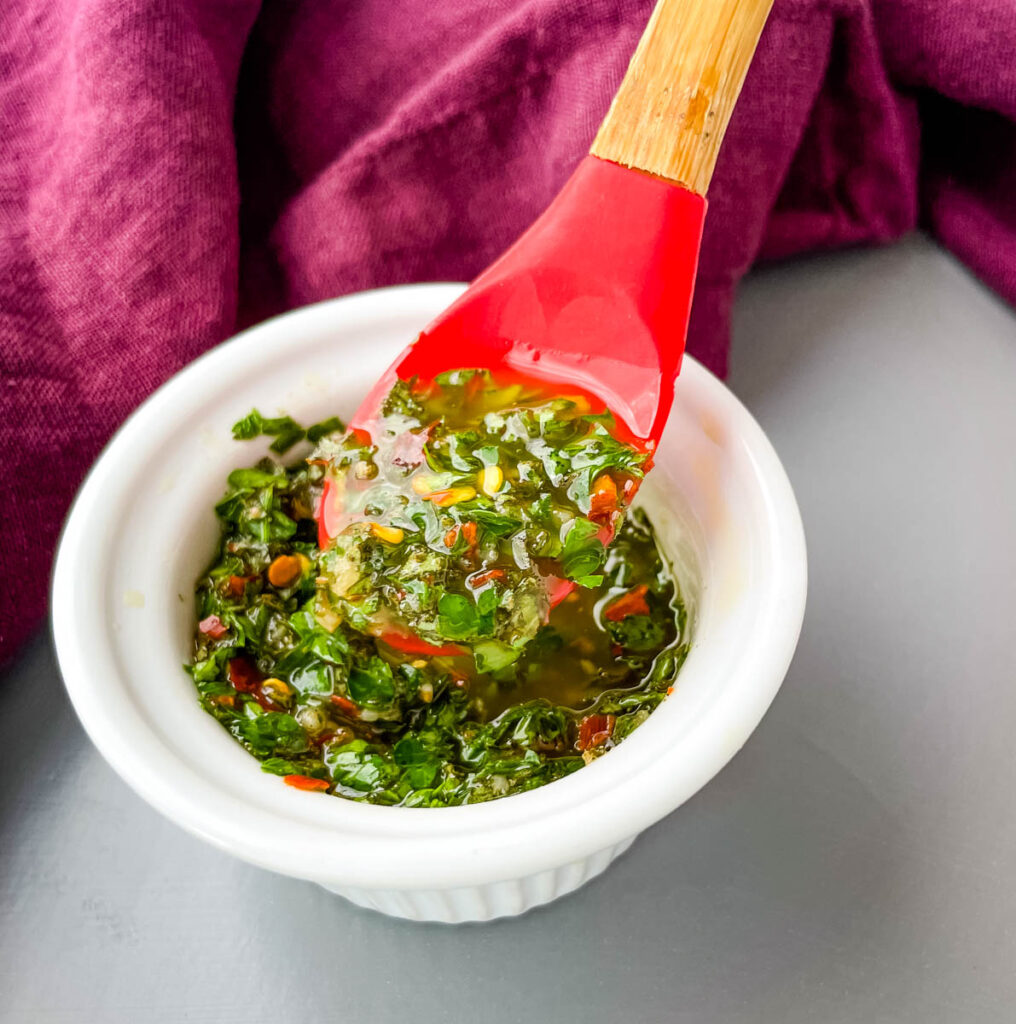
[188,370,689,805]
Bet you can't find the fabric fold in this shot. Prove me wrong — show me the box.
[2,0,1014,663]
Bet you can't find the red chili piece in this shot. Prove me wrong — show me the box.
[226,656,281,710]
[545,576,577,611]
[283,775,330,792]
[329,694,360,718]
[225,575,250,598]
[378,631,465,657]
[603,584,650,622]
[589,474,618,524]
[576,714,616,752]
[443,521,479,553]
[595,521,617,547]
[226,655,262,692]
[469,568,506,588]
[198,614,229,640]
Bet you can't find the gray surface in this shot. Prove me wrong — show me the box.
[3,235,1015,1023]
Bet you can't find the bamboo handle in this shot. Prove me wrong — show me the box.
[591,0,774,195]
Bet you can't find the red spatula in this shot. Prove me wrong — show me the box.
[322,0,773,548]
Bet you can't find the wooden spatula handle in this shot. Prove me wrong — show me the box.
[591,0,774,195]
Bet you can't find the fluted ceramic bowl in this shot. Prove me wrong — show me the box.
[52,283,806,923]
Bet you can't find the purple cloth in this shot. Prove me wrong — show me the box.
[2,0,1014,663]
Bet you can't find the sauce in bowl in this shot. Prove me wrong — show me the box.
[188,369,689,805]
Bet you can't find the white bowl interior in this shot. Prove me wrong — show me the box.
[53,284,805,891]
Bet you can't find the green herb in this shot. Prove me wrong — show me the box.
[261,757,330,779]
[325,740,398,792]
[230,709,309,758]
[307,416,344,443]
[607,614,667,652]
[188,371,689,806]
[230,408,345,454]
[347,658,397,707]
[561,518,606,582]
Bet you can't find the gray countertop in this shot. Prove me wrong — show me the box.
[3,235,1015,1023]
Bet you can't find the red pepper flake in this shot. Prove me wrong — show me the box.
[444,521,479,553]
[589,474,618,525]
[329,694,360,718]
[603,584,650,622]
[349,427,373,447]
[469,568,506,588]
[283,775,330,792]
[596,519,618,547]
[227,655,262,693]
[620,476,639,503]
[198,614,229,640]
[225,659,279,710]
[378,631,466,657]
[545,576,577,611]
[225,575,250,598]
[576,714,616,752]
[666,686,675,696]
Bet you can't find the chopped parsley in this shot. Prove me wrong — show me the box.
[187,370,689,805]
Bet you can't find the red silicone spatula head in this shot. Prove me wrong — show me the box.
[354,156,705,448]
[323,0,773,547]
[346,0,773,445]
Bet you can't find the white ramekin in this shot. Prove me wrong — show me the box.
[52,284,806,923]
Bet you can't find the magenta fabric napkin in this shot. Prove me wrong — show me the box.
[2,0,1014,664]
